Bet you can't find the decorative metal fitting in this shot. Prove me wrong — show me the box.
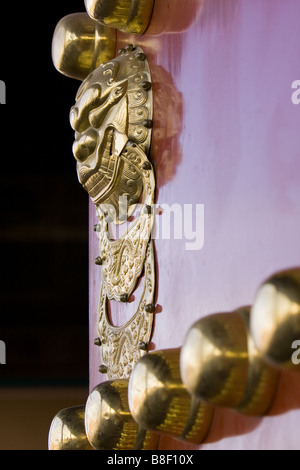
[120,294,128,303]
[98,364,108,374]
[145,304,155,314]
[141,161,152,171]
[144,205,152,215]
[84,0,155,35]
[85,380,159,450]
[142,119,153,128]
[141,81,152,91]
[138,341,148,351]
[128,349,214,444]
[94,337,102,346]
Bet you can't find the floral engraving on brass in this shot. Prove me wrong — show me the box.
[98,240,155,379]
[70,46,155,379]
[96,143,155,302]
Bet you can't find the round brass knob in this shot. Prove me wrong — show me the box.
[250,268,300,373]
[48,406,93,450]
[180,308,279,415]
[85,380,159,450]
[84,0,155,35]
[128,349,214,444]
[52,12,116,81]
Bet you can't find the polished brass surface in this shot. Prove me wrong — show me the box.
[180,312,249,408]
[85,380,159,450]
[48,406,93,450]
[128,349,214,444]
[85,0,155,34]
[95,142,155,300]
[70,45,153,216]
[98,239,155,379]
[250,268,300,372]
[52,13,116,81]
[180,309,279,414]
[236,307,279,415]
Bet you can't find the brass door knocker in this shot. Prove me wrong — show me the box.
[72,45,156,380]
[53,13,156,380]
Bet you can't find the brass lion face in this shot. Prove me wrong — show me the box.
[70,46,153,222]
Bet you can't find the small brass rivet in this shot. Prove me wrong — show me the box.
[136,52,146,61]
[95,256,103,265]
[138,341,148,351]
[99,365,108,374]
[141,161,151,170]
[145,303,155,314]
[144,205,152,215]
[94,337,101,347]
[120,293,128,303]
[142,119,153,129]
[141,81,152,91]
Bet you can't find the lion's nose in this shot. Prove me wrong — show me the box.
[72,129,97,162]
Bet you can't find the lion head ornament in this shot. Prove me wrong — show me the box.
[69,45,156,379]
[70,45,154,224]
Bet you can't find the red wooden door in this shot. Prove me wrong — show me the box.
[87,0,300,450]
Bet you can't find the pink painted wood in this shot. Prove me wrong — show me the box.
[89,0,300,450]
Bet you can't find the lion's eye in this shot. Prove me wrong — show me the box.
[71,84,102,132]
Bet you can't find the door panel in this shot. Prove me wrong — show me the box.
[88,0,300,450]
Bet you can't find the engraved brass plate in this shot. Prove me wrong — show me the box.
[70,46,155,379]
[85,0,155,35]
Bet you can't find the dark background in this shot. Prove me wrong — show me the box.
[0,1,90,386]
